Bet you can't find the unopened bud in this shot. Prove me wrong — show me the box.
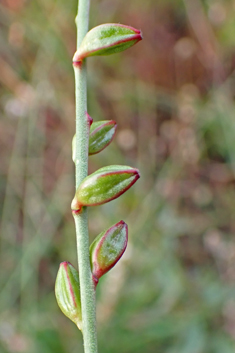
[72,120,117,162]
[73,23,142,62]
[71,165,140,213]
[90,220,128,283]
[89,120,117,155]
[55,262,82,330]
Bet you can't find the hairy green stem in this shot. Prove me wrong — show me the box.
[73,0,98,352]
[74,212,97,353]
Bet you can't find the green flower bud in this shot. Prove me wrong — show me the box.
[72,120,117,162]
[55,262,82,330]
[90,220,128,283]
[71,165,140,213]
[73,23,142,62]
[89,120,117,155]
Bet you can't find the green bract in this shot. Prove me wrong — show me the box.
[90,220,128,282]
[73,23,142,62]
[71,165,140,213]
[55,262,82,330]
[72,120,117,162]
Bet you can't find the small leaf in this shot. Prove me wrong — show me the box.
[73,23,142,62]
[90,220,128,282]
[71,165,140,213]
[55,262,82,330]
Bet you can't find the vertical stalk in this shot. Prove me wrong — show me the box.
[73,0,98,352]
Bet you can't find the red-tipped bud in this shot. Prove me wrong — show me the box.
[73,23,142,62]
[71,165,140,213]
[72,120,117,162]
[55,262,82,330]
[90,221,128,283]
[89,120,117,155]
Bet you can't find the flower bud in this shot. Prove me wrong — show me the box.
[89,120,117,155]
[90,220,128,282]
[72,120,117,162]
[55,262,82,330]
[73,23,142,62]
[71,165,140,213]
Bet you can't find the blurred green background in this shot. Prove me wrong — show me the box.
[1,0,235,352]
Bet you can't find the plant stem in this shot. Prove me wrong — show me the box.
[73,0,98,352]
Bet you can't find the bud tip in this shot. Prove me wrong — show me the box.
[86,112,93,126]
